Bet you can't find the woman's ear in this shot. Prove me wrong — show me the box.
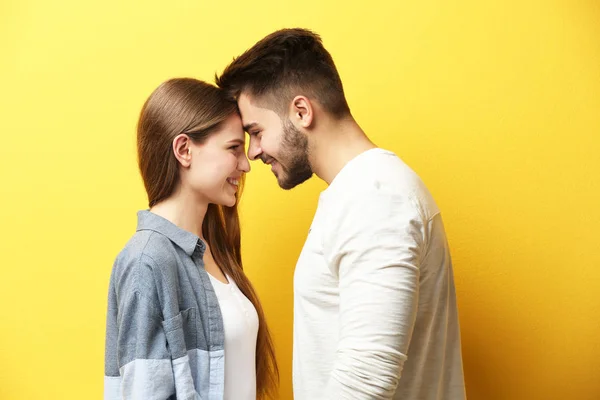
[173,134,192,167]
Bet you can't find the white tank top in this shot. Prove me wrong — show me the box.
[208,273,259,400]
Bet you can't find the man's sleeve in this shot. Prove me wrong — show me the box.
[322,191,425,399]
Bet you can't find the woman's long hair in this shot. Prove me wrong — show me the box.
[137,78,278,399]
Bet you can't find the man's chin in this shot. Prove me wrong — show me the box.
[277,172,313,190]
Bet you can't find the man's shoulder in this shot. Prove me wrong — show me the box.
[328,149,441,219]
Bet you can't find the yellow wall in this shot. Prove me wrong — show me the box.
[1,0,599,398]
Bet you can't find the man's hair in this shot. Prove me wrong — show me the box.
[216,28,351,119]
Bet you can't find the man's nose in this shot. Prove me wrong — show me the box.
[247,136,262,161]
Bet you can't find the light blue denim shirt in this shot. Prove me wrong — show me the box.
[105,210,225,400]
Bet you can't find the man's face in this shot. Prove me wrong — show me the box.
[237,92,312,189]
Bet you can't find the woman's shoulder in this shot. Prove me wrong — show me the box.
[115,229,172,264]
[111,230,182,293]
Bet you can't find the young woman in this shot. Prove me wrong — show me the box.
[104,78,278,400]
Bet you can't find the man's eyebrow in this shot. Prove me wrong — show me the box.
[243,122,258,132]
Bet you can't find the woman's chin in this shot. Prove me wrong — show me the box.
[219,195,237,208]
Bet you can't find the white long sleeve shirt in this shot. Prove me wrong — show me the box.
[293,148,465,400]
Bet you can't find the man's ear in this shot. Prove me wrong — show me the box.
[289,95,314,129]
[172,134,192,167]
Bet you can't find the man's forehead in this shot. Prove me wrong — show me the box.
[239,103,257,130]
[239,91,277,113]
[237,93,258,122]
[237,92,257,109]
[238,92,278,131]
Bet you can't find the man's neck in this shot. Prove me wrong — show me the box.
[310,117,376,185]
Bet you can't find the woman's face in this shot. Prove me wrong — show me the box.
[184,113,250,207]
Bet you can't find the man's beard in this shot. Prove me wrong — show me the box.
[274,119,313,190]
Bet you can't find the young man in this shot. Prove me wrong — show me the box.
[216,28,466,400]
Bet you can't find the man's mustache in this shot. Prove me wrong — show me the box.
[261,155,275,165]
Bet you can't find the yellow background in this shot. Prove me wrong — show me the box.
[1,0,599,399]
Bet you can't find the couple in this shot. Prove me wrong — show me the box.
[104,28,465,400]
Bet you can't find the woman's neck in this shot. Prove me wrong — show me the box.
[150,187,208,239]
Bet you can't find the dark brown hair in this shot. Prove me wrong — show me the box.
[216,28,350,118]
[137,78,279,399]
